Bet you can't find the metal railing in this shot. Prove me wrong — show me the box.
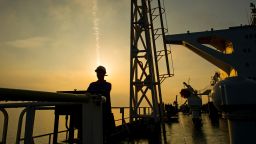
[19,129,69,144]
[0,103,151,144]
[112,107,152,125]
[0,88,104,144]
[0,102,81,144]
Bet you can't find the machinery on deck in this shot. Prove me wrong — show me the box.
[165,3,256,143]
[180,82,203,127]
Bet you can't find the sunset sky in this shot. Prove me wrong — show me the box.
[0,0,253,106]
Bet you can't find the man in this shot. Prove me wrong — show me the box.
[87,66,115,141]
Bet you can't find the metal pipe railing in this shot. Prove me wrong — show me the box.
[0,88,90,102]
[0,99,151,144]
[15,106,57,144]
[112,106,151,125]
[0,101,103,144]
[19,129,69,143]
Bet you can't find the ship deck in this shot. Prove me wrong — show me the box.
[119,113,229,144]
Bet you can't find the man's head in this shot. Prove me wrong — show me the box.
[180,88,191,98]
[95,66,107,80]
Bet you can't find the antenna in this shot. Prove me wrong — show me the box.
[250,2,256,25]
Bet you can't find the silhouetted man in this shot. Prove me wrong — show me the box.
[87,66,115,142]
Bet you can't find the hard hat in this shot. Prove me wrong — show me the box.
[180,88,191,98]
[95,66,108,76]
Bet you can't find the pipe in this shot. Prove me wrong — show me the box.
[0,88,91,102]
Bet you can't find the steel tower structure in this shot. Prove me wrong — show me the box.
[130,0,173,122]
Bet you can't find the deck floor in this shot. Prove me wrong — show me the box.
[164,113,229,144]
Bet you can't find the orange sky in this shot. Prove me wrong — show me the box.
[0,0,252,106]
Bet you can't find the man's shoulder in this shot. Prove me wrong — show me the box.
[103,81,111,88]
[89,82,98,87]
[90,81,98,85]
[90,81,111,86]
[105,81,111,85]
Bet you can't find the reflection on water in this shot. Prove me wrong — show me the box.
[124,113,229,144]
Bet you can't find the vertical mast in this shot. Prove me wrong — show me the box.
[130,0,174,122]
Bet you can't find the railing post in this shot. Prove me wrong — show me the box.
[69,114,75,142]
[53,113,59,144]
[120,107,125,125]
[0,108,8,144]
[48,134,51,144]
[24,106,36,144]
[16,108,27,144]
[82,96,103,144]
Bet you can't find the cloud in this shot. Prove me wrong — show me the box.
[5,36,49,49]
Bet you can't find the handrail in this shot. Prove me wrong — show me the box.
[0,88,94,102]
[0,102,79,108]
[19,129,69,143]
[16,106,57,144]
[112,106,151,125]
[115,117,130,122]
[111,106,150,109]
[0,101,151,143]
[0,86,105,144]
[0,102,101,144]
